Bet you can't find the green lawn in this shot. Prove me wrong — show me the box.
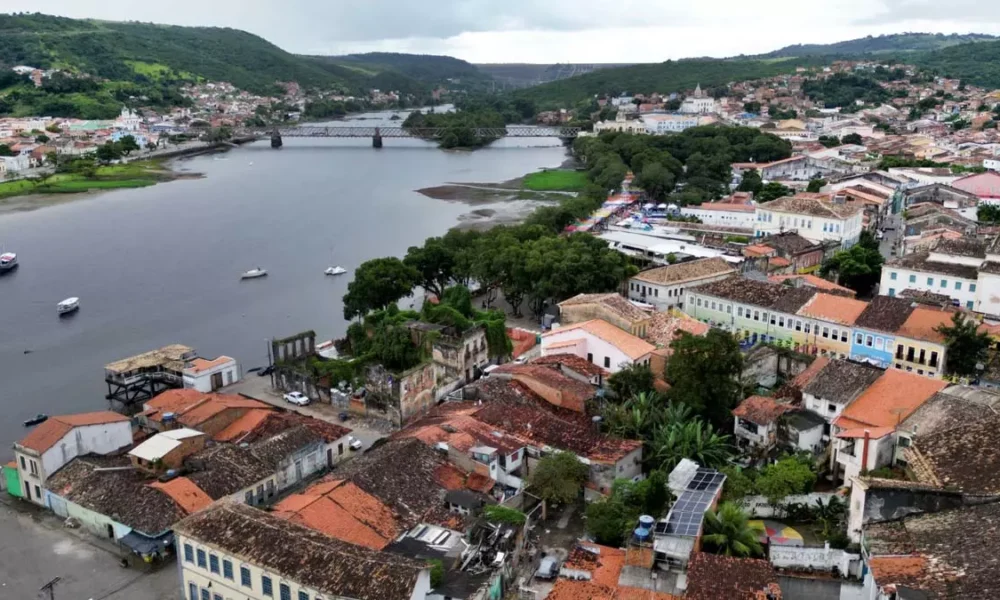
[521,169,589,192]
[0,159,167,200]
[0,179,38,199]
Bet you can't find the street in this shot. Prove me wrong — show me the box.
[878,212,903,259]
[0,499,180,600]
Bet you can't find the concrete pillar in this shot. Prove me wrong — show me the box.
[373,127,383,149]
[270,129,283,149]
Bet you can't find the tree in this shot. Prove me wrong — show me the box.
[34,134,49,144]
[755,182,792,203]
[404,237,455,298]
[743,101,761,114]
[342,257,420,320]
[978,204,1000,224]
[118,135,140,156]
[702,502,764,558]
[719,466,756,502]
[635,162,675,201]
[528,452,590,505]
[806,178,827,193]
[648,419,732,472]
[737,168,763,195]
[935,312,990,377]
[813,496,846,538]
[95,141,123,163]
[0,144,14,157]
[755,456,816,504]
[820,244,884,297]
[841,132,864,145]
[665,330,744,429]
[607,363,656,400]
[585,496,632,546]
[818,135,841,148]
[585,472,671,546]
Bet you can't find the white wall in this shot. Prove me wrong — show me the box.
[184,361,240,392]
[879,266,976,309]
[679,206,756,229]
[626,271,732,312]
[770,545,861,578]
[804,393,846,424]
[976,271,1000,317]
[754,208,862,247]
[542,329,649,373]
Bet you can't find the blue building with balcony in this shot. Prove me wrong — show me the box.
[849,296,916,368]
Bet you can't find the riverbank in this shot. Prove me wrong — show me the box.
[0,158,202,215]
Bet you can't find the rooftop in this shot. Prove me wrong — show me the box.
[174,501,427,600]
[273,478,399,550]
[644,311,710,349]
[184,444,275,500]
[802,359,884,405]
[896,307,953,344]
[796,293,868,325]
[684,553,781,600]
[490,363,596,412]
[692,277,816,313]
[933,237,987,259]
[759,195,862,220]
[904,414,1000,494]
[545,320,655,360]
[128,428,204,462]
[105,344,194,375]
[768,274,856,296]
[733,395,791,426]
[17,411,131,454]
[148,476,213,514]
[885,252,980,281]
[559,293,651,325]
[854,296,917,333]
[951,170,1000,197]
[863,502,1000,599]
[757,231,820,255]
[142,390,271,429]
[630,257,735,286]
[530,353,610,379]
[834,369,947,435]
[184,356,235,374]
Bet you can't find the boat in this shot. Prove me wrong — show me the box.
[24,414,48,427]
[57,297,80,315]
[241,268,267,280]
[325,266,347,276]
[0,252,16,272]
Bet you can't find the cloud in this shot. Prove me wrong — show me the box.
[854,0,1000,25]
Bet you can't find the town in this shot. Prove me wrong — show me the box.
[6,22,1000,600]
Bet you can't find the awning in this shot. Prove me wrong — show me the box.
[119,530,174,555]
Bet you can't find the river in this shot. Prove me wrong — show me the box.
[0,109,568,449]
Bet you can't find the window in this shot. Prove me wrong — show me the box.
[930,351,939,368]
[689,296,694,305]
[927,277,933,286]
[201,589,209,600]
[245,491,253,504]
[875,338,884,350]
[770,314,777,325]
[241,566,252,588]
[805,323,811,334]
[956,281,962,290]
[898,436,911,448]
[603,357,611,369]
[726,305,732,314]
[779,317,785,327]
[196,549,206,569]
[19,456,25,470]
[907,347,915,362]
[822,327,830,339]
[865,335,874,347]
[184,544,194,563]
[753,310,760,321]
[214,595,222,600]
[967,301,975,309]
[841,331,848,343]
[280,583,291,600]
[710,301,716,310]
[940,279,947,288]
[223,559,233,580]
[909,274,916,283]
[300,593,310,600]
[795,320,802,332]
[828,404,837,413]
[34,485,40,499]
[737,307,743,317]
[888,288,895,297]
[189,583,197,600]
[262,575,273,597]
[889,271,897,281]
[697,298,702,307]
[267,480,275,498]
[587,353,593,363]
[209,554,219,574]
[896,345,904,359]
[832,328,839,340]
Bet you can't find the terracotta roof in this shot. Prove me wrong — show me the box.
[760,195,863,219]
[228,411,352,445]
[631,257,736,286]
[273,479,398,550]
[491,363,596,412]
[17,411,131,453]
[904,414,1000,494]
[854,296,917,333]
[802,359,884,405]
[933,237,987,259]
[789,356,831,390]
[769,274,856,296]
[465,472,495,493]
[185,356,234,374]
[867,556,929,583]
[559,293,651,325]
[645,311,710,348]
[685,553,781,600]
[174,501,426,600]
[563,544,626,586]
[148,476,213,514]
[733,395,791,426]
[951,171,1000,197]
[212,409,274,442]
[688,202,755,212]
[743,244,775,257]
[896,307,952,344]
[797,293,868,325]
[692,277,816,313]
[834,370,947,432]
[143,390,271,429]
[544,581,678,600]
[885,252,980,280]
[545,320,655,360]
[531,353,610,378]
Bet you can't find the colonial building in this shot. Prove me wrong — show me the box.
[626,258,736,312]
[754,195,864,248]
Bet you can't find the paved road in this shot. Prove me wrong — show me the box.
[879,213,903,259]
[0,499,180,600]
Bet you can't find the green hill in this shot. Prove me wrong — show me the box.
[911,39,1000,88]
[762,33,997,58]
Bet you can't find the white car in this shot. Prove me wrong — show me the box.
[348,436,363,451]
[283,391,310,406]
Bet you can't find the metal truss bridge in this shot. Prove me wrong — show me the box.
[237,126,582,139]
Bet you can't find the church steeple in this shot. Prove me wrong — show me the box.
[694,83,703,98]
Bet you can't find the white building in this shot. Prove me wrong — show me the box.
[610,95,635,107]
[593,111,646,135]
[182,356,240,392]
[13,411,133,505]
[641,113,700,134]
[679,84,716,114]
[681,200,756,229]
[754,195,864,248]
[176,501,431,600]
[627,257,736,312]
[115,106,142,132]
[986,158,1000,172]
[0,154,31,174]
[541,319,655,373]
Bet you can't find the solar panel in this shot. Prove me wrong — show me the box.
[659,468,726,538]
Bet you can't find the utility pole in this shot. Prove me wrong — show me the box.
[39,577,61,600]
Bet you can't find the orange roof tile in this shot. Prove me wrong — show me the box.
[768,256,791,268]
[769,274,856,295]
[433,463,468,491]
[615,588,680,600]
[743,244,775,257]
[790,356,830,389]
[834,370,947,430]
[545,320,655,360]
[213,409,274,442]
[545,580,614,600]
[273,479,398,550]
[797,293,868,325]
[185,356,234,374]
[466,472,495,493]
[149,477,213,514]
[868,556,928,582]
[733,396,791,425]
[896,307,952,344]
[17,411,131,453]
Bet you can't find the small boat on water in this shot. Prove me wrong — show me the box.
[57,297,80,315]
[325,266,347,276]
[241,268,268,280]
[24,414,48,427]
[0,252,17,272]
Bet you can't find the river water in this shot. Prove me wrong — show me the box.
[0,110,567,449]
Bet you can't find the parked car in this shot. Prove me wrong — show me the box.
[338,412,351,422]
[535,557,559,580]
[257,365,274,377]
[348,436,363,451]
[283,391,310,406]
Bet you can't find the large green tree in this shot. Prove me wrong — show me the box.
[635,162,676,201]
[736,168,763,195]
[342,257,420,320]
[585,471,671,546]
[607,364,656,400]
[528,451,590,505]
[665,330,745,429]
[403,237,455,298]
[820,243,884,297]
[935,312,991,376]
[755,456,816,504]
[702,502,764,558]
[755,182,793,203]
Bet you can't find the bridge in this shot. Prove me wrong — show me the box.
[233,125,582,148]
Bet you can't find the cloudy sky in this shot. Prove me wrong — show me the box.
[7,1,1000,62]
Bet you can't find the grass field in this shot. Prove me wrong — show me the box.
[521,169,588,192]
[0,160,169,200]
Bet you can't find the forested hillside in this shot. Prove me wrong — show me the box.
[763,33,997,58]
[912,39,1000,89]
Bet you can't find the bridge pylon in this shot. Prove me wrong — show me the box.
[373,127,383,149]
[270,128,283,149]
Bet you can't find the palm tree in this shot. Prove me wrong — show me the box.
[604,391,664,439]
[649,419,732,472]
[702,502,765,558]
[813,496,846,538]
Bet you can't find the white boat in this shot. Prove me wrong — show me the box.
[0,252,16,271]
[241,268,268,280]
[57,297,80,315]
[325,266,347,276]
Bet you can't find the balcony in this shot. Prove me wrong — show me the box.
[734,423,766,446]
